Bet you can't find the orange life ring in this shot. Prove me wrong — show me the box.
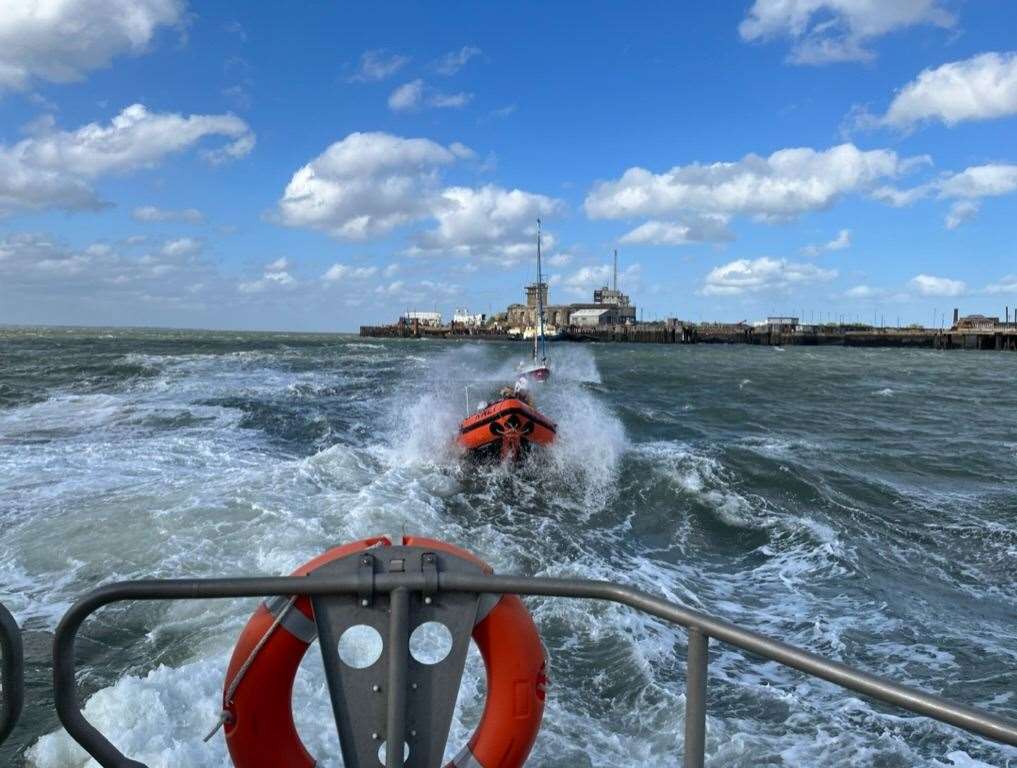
[223,535,547,768]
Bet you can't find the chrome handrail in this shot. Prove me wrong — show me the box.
[53,571,1017,767]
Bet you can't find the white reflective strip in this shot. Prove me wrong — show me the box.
[264,596,317,644]
[451,745,484,768]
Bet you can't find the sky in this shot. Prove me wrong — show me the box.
[1,0,1016,331]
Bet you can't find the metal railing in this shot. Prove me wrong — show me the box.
[0,602,24,748]
[54,570,1017,768]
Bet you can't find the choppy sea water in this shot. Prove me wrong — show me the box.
[1,327,1016,767]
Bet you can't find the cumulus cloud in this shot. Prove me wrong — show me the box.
[388,80,425,111]
[238,258,296,294]
[322,263,378,282]
[413,185,561,266]
[348,49,410,82]
[161,237,200,257]
[132,205,204,223]
[0,104,254,215]
[874,52,1017,130]
[435,46,482,75]
[275,132,466,239]
[936,164,1017,199]
[547,253,572,267]
[802,228,851,255]
[870,184,930,207]
[872,163,1017,226]
[701,257,837,296]
[739,0,954,65]
[618,215,734,246]
[277,133,560,268]
[844,284,879,298]
[585,144,920,226]
[563,263,641,297]
[909,273,966,297]
[945,201,980,230]
[0,0,185,92]
[388,79,472,112]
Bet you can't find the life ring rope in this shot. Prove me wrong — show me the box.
[204,595,298,743]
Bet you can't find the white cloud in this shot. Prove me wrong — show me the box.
[388,80,424,111]
[585,144,920,223]
[739,0,954,65]
[870,184,930,207]
[845,284,879,298]
[878,52,1017,130]
[266,257,289,272]
[349,49,409,82]
[872,163,1017,226]
[238,259,295,294]
[322,263,378,282]
[618,215,734,246]
[909,273,966,296]
[802,228,851,255]
[0,231,216,298]
[563,263,641,297]
[0,104,254,215]
[413,185,561,266]
[275,132,466,239]
[936,164,1017,199]
[429,91,472,108]
[436,46,482,75]
[701,257,837,296]
[388,79,472,112]
[547,253,572,267]
[277,133,558,268]
[0,0,185,92]
[985,275,1017,295]
[375,280,405,296]
[383,263,400,277]
[161,237,200,257]
[945,200,979,230]
[132,205,204,223]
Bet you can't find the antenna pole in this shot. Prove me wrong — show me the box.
[536,219,546,363]
[613,249,618,292]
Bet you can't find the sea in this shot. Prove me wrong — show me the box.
[1,326,1015,767]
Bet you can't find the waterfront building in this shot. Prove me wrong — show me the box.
[571,308,612,327]
[452,308,485,327]
[400,311,442,327]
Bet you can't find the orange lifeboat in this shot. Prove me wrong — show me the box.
[458,397,556,460]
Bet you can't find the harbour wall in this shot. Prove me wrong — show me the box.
[360,323,1017,351]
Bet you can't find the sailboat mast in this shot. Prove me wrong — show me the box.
[536,219,546,362]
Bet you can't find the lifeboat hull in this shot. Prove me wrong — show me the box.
[459,398,556,461]
[518,362,551,382]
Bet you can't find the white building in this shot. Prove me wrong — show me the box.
[571,308,611,327]
[401,311,442,327]
[452,308,485,327]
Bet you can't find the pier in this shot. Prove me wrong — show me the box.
[360,319,1017,351]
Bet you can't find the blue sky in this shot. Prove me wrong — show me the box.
[1,0,1016,331]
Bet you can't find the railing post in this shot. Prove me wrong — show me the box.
[0,603,24,748]
[684,628,709,768]
[386,587,410,768]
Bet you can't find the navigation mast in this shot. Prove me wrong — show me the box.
[535,219,547,363]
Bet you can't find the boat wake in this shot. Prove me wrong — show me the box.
[6,333,1016,768]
